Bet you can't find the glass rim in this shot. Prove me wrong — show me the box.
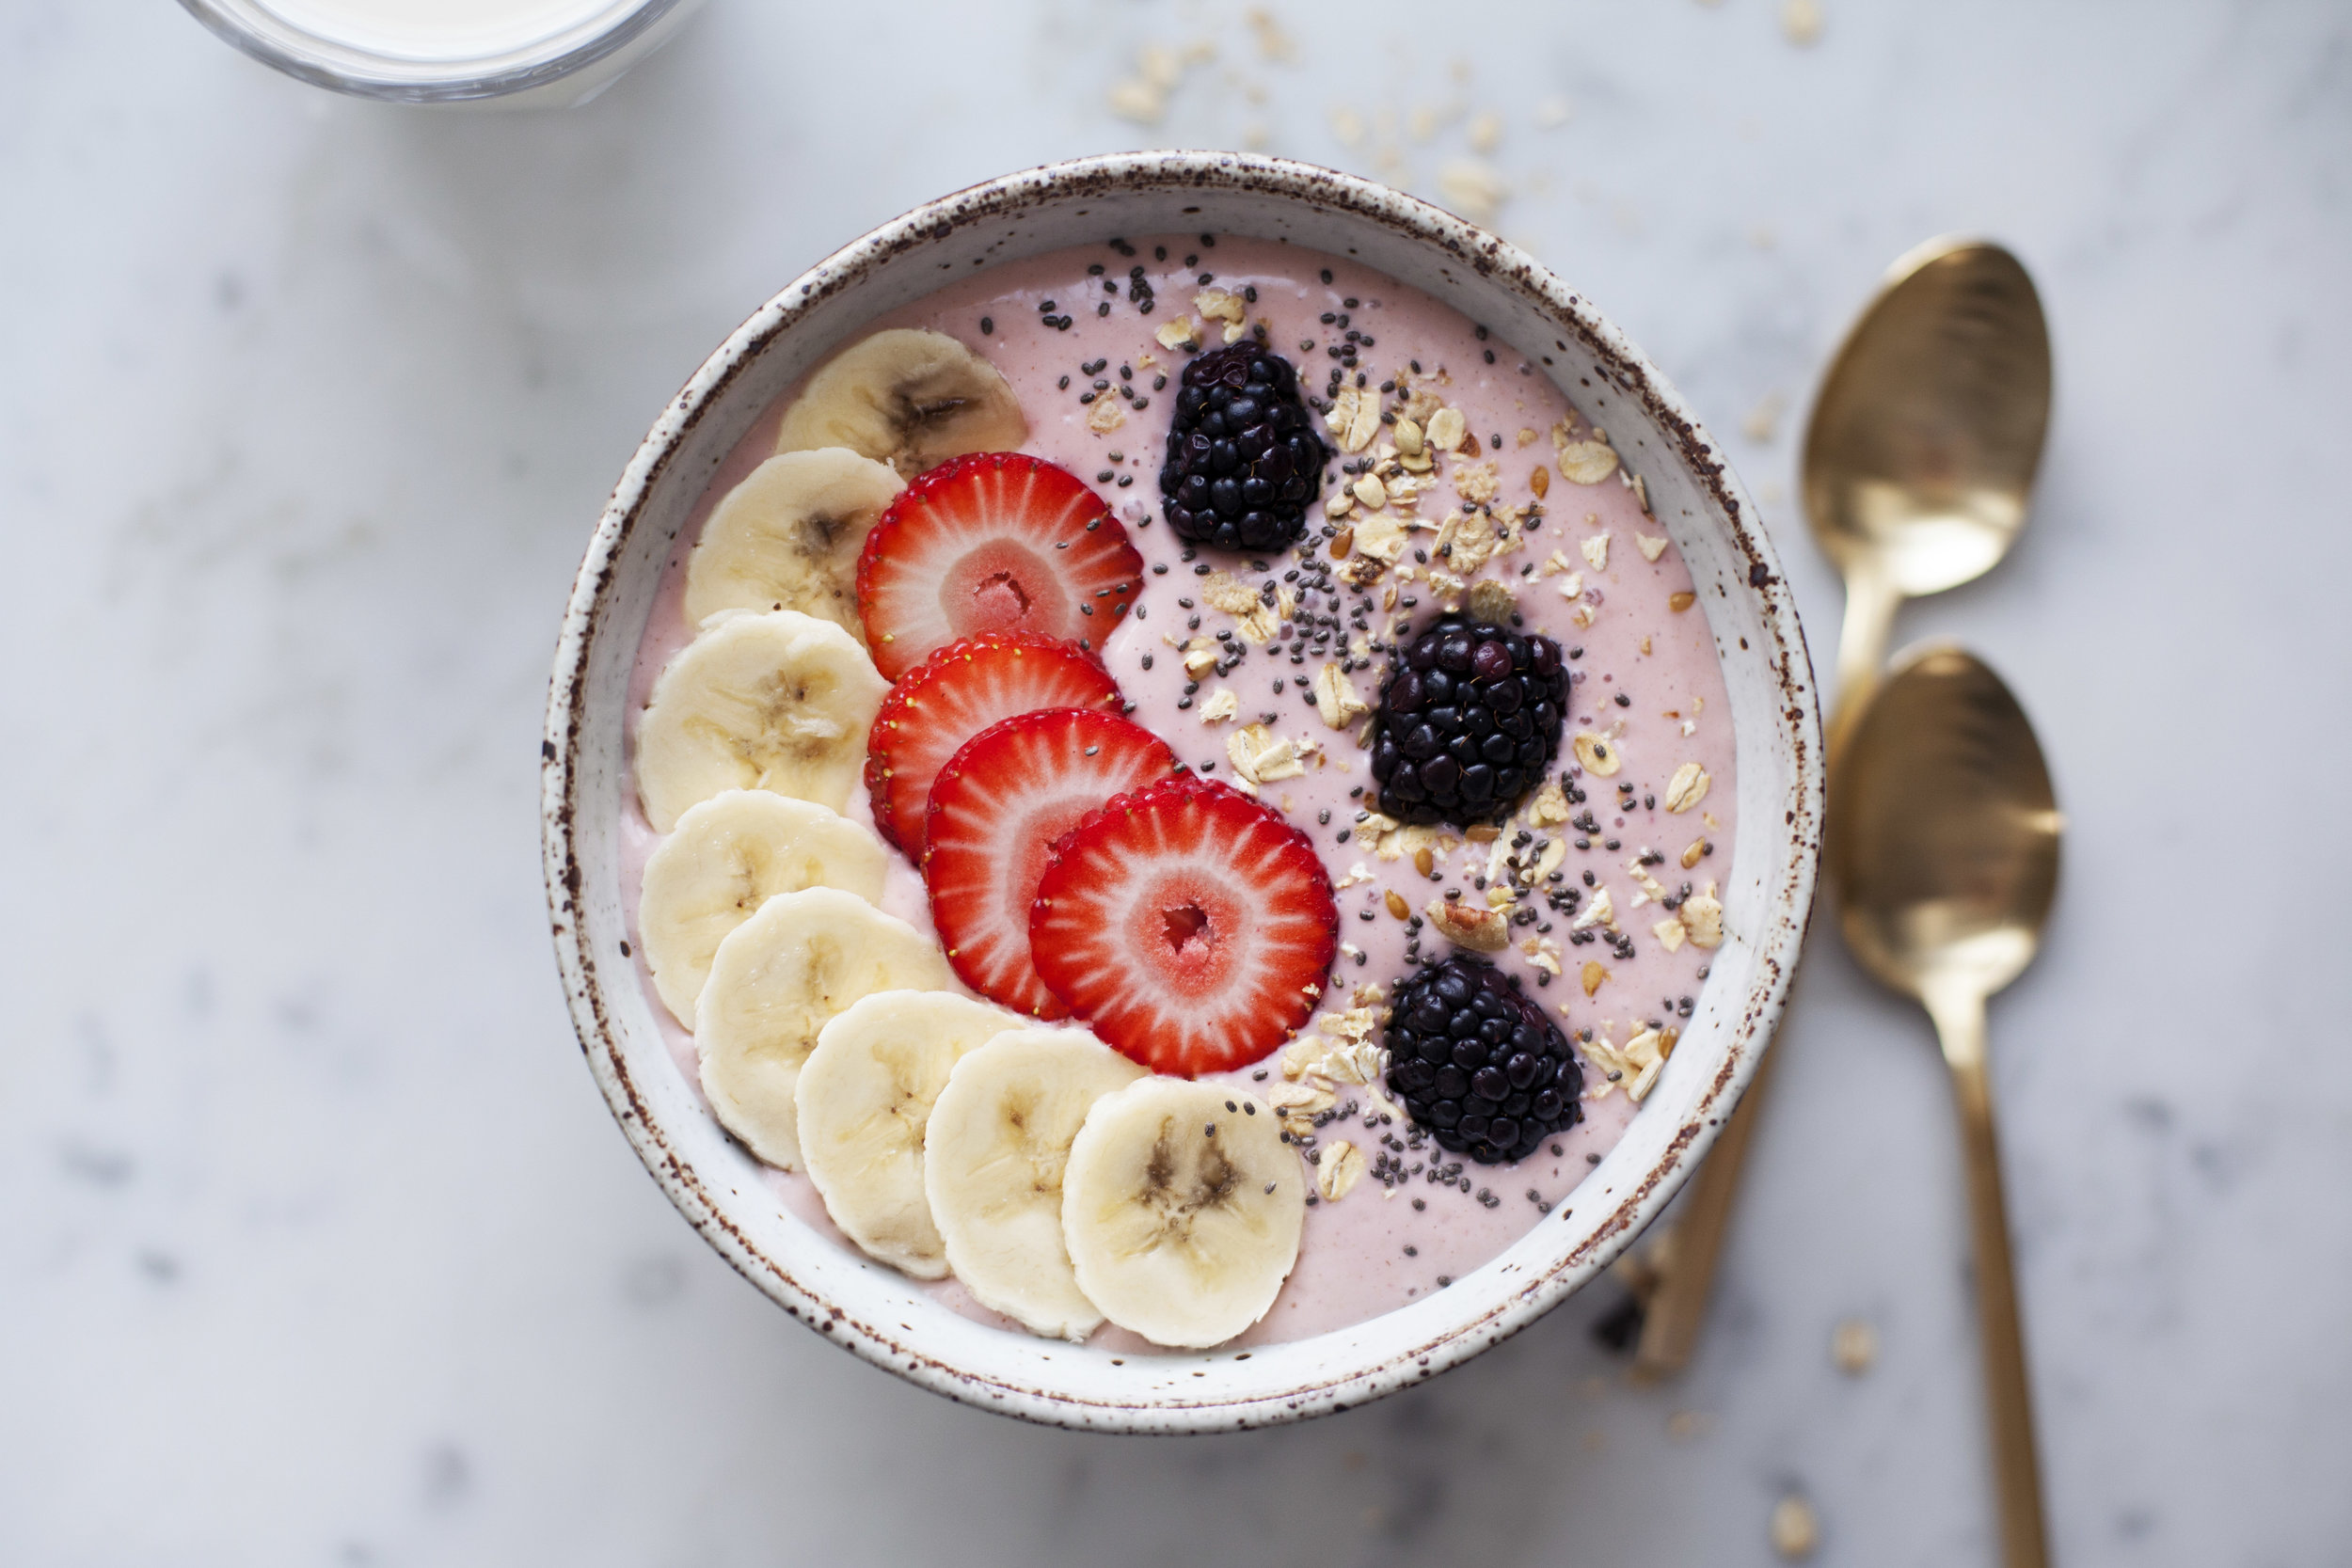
[175,0,690,103]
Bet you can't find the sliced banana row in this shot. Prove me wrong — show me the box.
[797,990,1028,1278]
[924,1028,1148,1340]
[639,790,890,1027]
[635,609,887,832]
[665,816,1308,1346]
[1062,1079,1307,1349]
[795,1011,1308,1348]
[684,449,904,643]
[774,327,1028,479]
[695,888,958,1171]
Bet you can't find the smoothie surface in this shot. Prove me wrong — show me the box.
[620,234,1738,1346]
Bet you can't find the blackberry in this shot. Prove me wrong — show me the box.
[1157,341,1328,552]
[1370,615,1567,826]
[1383,956,1582,1164]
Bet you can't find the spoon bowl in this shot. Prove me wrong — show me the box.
[1804,239,2051,712]
[1805,236,2052,594]
[1830,644,2059,1001]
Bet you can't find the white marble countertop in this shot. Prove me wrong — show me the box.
[6,2,2347,1562]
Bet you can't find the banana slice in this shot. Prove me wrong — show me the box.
[634,610,888,832]
[774,328,1028,478]
[923,1028,1147,1340]
[683,450,905,641]
[797,990,1027,1277]
[695,888,959,1170]
[1062,1079,1307,1349]
[638,789,890,1027]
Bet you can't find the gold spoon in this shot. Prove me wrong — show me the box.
[1831,644,2061,1568]
[1627,238,2052,1375]
[1805,236,2053,757]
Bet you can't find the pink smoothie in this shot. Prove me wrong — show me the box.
[618,234,1737,1348]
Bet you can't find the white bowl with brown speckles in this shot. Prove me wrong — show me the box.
[542,151,1821,1432]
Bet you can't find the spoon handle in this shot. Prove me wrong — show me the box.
[1629,1037,1782,1375]
[1926,982,2052,1568]
[1829,562,1903,759]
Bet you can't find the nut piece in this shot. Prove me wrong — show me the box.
[1663,762,1710,814]
[1315,1139,1366,1201]
[1636,531,1670,562]
[1530,464,1550,498]
[1680,837,1710,869]
[1425,897,1509,952]
[1198,688,1239,724]
[1680,882,1724,948]
[1669,590,1697,612]
[1530,836,1567,882]
[1351,513,1409,562]
[1581,532,1611,572]
[1621,1025,1671,1101]
[1436,509,1507,573]
[1194,288,1248,343]
[1652,916,1687,952]
[1581,959,1610,997]
[1385,889,1411,919]
[1569,884,1616,932]
[1154,316,1200,351]
[1461,579,1514,624]
[1393,415,1425,456]
[1312,662,1372,728]
[1528,778,1571,825]
[1426,405,1468,452]
[1454,461,1500,504]
[1572,731,1622,776]
[1200,571,1262,617]
[1553,435,1620,485]
[1202,571,1278,642]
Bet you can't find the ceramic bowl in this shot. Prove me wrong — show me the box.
[542,151,1821,1432]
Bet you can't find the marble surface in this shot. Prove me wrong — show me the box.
[5,1,2347,1562]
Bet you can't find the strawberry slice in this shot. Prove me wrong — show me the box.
[924,709,1180,1018]
[855,452,1145,682]
[1028,775,1338,1075]
[863,632,1123,857]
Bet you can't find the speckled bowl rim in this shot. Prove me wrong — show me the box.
[543,151,1822,1433]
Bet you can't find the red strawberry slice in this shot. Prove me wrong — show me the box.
[924,709,1180,1018]
[863,632,1123,857]
[855,452,1144,682]
[1028,775,1338,1075]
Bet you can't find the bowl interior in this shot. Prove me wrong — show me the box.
[544,153,1820,1432]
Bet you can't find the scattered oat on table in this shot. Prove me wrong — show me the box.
[1833,1317,1878,1374]
[1771,1495,1820,1558]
